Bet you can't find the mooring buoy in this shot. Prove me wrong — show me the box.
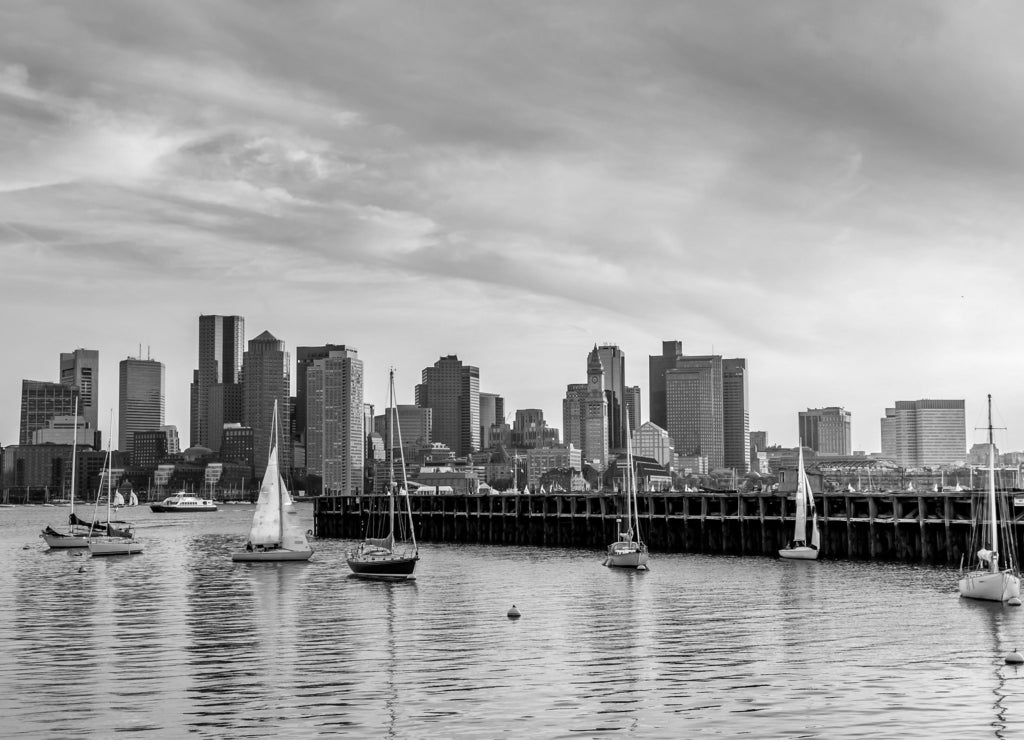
[77,566,86,574]
[1008,597,1022,607]
[507,605,521,619]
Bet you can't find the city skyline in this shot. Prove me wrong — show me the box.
[3,4,1024,453]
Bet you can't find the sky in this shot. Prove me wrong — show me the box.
[2,1,1024,455]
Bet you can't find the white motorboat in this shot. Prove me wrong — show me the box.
[150,492,218,512]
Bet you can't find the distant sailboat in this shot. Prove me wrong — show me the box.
[40,399,93,549]
[88,431,144,556]
[232,400,312,562]
[347,368,419,580]
[958,395,1020,602]
[779,445,820,561]
[603,433,649,569]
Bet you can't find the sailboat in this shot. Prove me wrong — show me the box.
[232,400,312,562]
[88,439,144,556]
[40,399,94,549]
[958,395,1021,602]
[779,444,820,560]
[347,368,419,580]
[604,432,649,569]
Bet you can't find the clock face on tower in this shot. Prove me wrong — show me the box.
[590,375,599,383]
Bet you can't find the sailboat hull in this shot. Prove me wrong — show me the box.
[605,543,649,569]
[232,548,313,562]
[958,570,1021,602]
[347,554,418,579]
[40,532,90,548]
[779,546,819,560]
[89,539,144,556]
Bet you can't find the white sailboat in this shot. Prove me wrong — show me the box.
[604,432,649,569]
[347,368,419,579]
[232,400,312,562]
[40,399,94,548]
[958,395,1020,602]
[779,444,820,561]
[88,436,144,556]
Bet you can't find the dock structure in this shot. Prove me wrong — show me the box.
[315,490,1023,564]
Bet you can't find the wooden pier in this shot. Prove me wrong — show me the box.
[315,489,1024,564]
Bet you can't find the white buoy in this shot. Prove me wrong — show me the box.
[1008,597,1022,607]
[22,545,30,550]
[507,605,521,619]
[1006,649,1024,664]
[77,566,86,574]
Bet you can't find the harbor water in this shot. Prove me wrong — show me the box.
[2,503,1024,738]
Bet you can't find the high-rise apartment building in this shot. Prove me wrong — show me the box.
[798,407,852,456]
[60,348,99,446]
[118,356,165,453]
[665,355,723,469]
[596,345,626,451]
[880,399,966,467]
[305,346,364,494]
[722,359,750,473]
[191,315,244,449]
[20,380,79,446]
[415,355,479,457]
[243,330,291,476]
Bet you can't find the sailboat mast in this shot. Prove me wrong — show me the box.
[69,397,79,521]
[988,394,998,574]
[388,370,396,539]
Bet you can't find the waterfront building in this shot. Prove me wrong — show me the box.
[634,422,674,468]
[1,443,75,491]
[799,407,852,456]
[665,355,724,470]
[415,355,480,457]
[675,453,709,476]
[584,347,610,469]
[881,399,966,468]
[624,385,642,437]
[118,355,165,453]
[59,348,99,445]
[524,445,582,489]
[596,345,627,450]
[191,315,244,450]
[306,346,364,495]
[133,429,169,469]
[221,424,255,474]
[479,392,504,449]
[243,330,291,477]
[722,358,750,473]
[19,380,79,446]
[31,415,92,446]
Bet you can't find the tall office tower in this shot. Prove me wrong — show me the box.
[665,354,724,470]
[624,385,642,436]
[60,348,99,445]
[305,347,364,495]
[798,407,852,456]
[295,344,350,447]
[583,346,609,469]
[20,380,79,445]
[415,355,480,457]
[374,405,433,460]
[722,358,750,473]
[880,399,966,467]
[479,392,504,449]
[562,383,588,452]
[191,315,244,449]
[243,330,291,477]
[118,356,165,453]
[596,345,626,451]
[648,340,683,430]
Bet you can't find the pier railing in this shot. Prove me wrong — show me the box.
[315,489,1024,564]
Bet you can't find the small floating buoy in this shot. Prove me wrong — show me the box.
[1008,597,1022,607]
[77,566,86,574]
[72,551,83,557]
[507,605,521,619]
[22,544,31,550]
[1006,649,1024,664]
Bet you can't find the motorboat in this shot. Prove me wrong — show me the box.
[150,492,218,512]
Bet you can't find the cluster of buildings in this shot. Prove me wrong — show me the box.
[2,314,1011,500]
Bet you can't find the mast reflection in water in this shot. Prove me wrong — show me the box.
[2,505,1024,738]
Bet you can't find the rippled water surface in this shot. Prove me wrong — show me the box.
[3,504,1024,738]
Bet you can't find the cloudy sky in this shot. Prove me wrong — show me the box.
[2,1,1023,454]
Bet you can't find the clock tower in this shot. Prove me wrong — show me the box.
[584,346,609,470]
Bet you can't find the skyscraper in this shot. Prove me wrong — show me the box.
[295,344,350,447]
[624,385,642,437]
[562,383,588,453]
[415,355,480,457]
[118,355,165,453]
[722,359,750,473]
[60,348,99,445]
[596,345,626,451]
[648,340,683,430]
[243,330,291,476]
[880,400,965,467]
[665,355,723,469]
[479,392,504,449]
[584,346,609,469]
[20,380,79,445]
[305,346,364,494]
[798,407,852,456]
[191,315,244,449]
